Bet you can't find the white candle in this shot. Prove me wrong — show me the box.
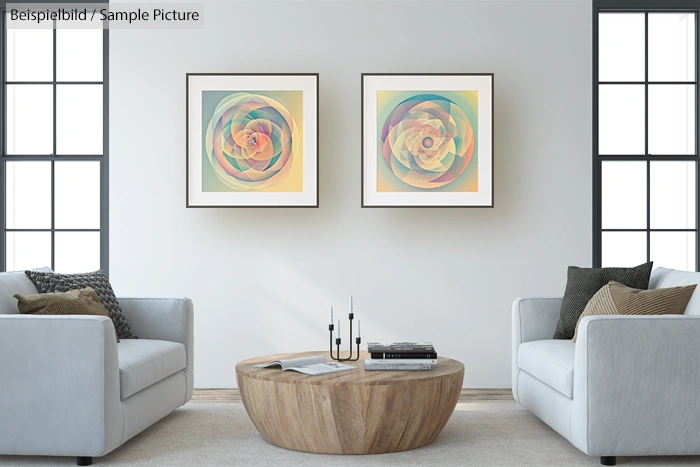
[350,295,353,315]
[336,319,340,339]
[329,306,333,325]
[357,319,361,338]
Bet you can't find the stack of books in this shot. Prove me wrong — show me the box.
[364,342,437,371]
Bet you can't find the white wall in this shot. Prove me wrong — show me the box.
[110,0,592,388]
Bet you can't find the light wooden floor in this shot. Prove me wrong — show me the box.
[192,388,514,403]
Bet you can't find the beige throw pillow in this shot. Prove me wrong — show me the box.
[15,287,120,343]
[571,280,696,342]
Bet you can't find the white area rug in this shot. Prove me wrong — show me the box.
[1,403,699,466]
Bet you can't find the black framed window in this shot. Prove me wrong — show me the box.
[594,0,700,270]
[0,6,108,274]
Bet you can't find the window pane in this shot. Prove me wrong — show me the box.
[602,161,647,229]
[648,85,695,155]
[598,13,645,82]
[6,85,53,155]
[55,162,100,229]
[602,232,647,267]
[599,85,645,155]
[649,13,696,82]
[650,162,695,229]
[57,28,103,82]
[6,27,53,81]
[5,161,52,229]
[54,232,100,273]
[56,85,103,155]
[6,232,51,272]
[651,232,695,271]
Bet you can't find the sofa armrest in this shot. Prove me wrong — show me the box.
[0,315,122,457]
[512,297,562,345]
[571,315,700,457]
[118,297,194,401]
[511,297,562,402]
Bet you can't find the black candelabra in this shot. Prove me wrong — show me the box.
[329,311,361,362]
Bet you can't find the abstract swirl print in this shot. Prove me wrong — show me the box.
[378,92,478,192]
[204,92,301,192]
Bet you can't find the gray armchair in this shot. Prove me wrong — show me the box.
[0,270,193,465]
[512,267,700,465]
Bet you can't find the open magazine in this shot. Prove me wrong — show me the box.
[254,356,356,376]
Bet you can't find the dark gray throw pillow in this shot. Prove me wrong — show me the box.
[553,262,653,340]
[25,270,136,340]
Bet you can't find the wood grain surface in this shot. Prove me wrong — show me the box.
[191,388,513,403]
[235,351,465,454]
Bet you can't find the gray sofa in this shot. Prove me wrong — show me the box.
[512,267,700,466]
[0,270,194,465]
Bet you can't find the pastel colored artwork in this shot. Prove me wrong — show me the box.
[377,91,478,193]
[202,90,304,193]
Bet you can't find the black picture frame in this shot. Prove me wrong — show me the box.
[186,73,320,208]
[361,73,494,208]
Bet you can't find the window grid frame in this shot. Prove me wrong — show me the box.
[0,7,109,274]
[593,1,700,270]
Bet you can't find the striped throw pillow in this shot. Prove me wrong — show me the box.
[572,280,697,342]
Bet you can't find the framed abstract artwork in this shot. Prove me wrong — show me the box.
[362,73,494,207]
[187,73,318,207]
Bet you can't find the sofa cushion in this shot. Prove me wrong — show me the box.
[15,287,120,343]
[572,281,696,342]
[518,340,575,398]
[26,270,136,339]
[0,268,52,314]
[118,339,186,400]
[554,262,653,340]
[650,267,700,315]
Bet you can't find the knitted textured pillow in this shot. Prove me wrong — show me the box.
[571,280,696,342]
[553,262,653,340]
[25,270,136,340]
[15,287,120,343]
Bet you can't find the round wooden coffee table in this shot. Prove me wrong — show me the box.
[236,351,464,454]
